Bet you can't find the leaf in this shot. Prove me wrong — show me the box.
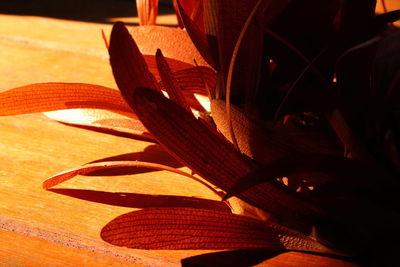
[42,161,220,198]
[156,49,191,112]
[130,87,330,227]
[136,0,158,25]
[211,99,341,164]
[101,207,336,254]
[176,0,218,68]
[109,21,160,102]
[173,66,216,96]
[210,0,265,105]
[173,0,204,30]
[143,55,193,81]
[0,83,135,118]
[130,25,210,67]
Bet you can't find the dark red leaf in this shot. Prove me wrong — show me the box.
[173,0,204,30]
[43,161,220,198]
[173,66,216,96]
[130,26,210,67]
[211,99,342,165]
[130,87,330,227]
[109,21,160,102]
[210,0,264,102]
[101,208,335,254]
[176,0,218,68]
[156,49,191,112]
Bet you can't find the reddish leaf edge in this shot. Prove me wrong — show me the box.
[100,207,345,256]
[42,161,222,199]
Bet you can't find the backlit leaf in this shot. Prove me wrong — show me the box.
[176,0,218,68]
[43,161,219,197]
[109,21,160,102]
[156,49,191,112]
[101,207,336,254]
[0,83,135,118]
[131,87,330,226]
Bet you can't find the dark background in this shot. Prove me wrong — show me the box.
[0,0,174,23]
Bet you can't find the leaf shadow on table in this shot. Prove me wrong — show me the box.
[59,122,155,142]
[47,188,229,211]
[181,249,282,267]
[0,0,175,24]
[45,142,226,210]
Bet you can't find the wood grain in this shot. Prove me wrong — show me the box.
[0,14,215,266]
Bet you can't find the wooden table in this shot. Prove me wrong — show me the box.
[1,1,398,265]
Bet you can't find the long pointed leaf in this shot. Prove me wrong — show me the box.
[101,207,336,254]
[43,161,221,198]
[173,66,216,96]
[0,83,135,118]
[109,22,160,101]
[130,87,330,226]
[156,49,191,112]
[130,26,210,67]
[211,99,341,164]
[176,0,218,68]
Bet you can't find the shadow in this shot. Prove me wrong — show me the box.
[84,144,183,176]
[0,0,174,24]
[59,121,155,142]
[181,250,282,267]
[48,188,230,211]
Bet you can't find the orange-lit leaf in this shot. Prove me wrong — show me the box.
[43,161,219,197]
[130,26,209,67]
[143,55,193,81]
[101,207,336,253]
[109,22,160,101]
[173,66,216,96]
[0,83,135,118]
[101,208,283,250]
[173,0,204,30]
[176,0,218,68]
[156,49,191,112]
[131,87,328,224]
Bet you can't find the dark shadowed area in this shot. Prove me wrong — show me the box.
[0,0,174,23]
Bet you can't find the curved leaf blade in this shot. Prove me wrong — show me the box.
[43,161,220,198]
[109,22,160,102]
[0,83,136,118]
[131,87,329,225]
[156,49,191,112]
[101,207,337,254]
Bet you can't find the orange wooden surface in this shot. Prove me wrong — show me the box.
[1,1,399,265]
